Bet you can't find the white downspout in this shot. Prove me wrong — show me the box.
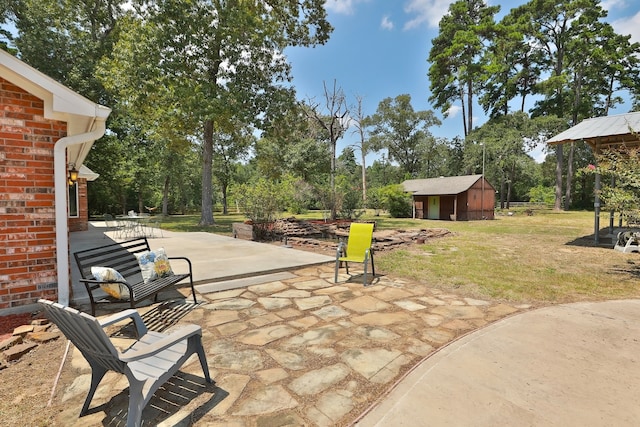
[54,119,107,306]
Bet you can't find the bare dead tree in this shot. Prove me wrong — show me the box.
[351,94,372,206]
[306,80,349,220]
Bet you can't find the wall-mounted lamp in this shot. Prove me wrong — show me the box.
[68,166,79,185]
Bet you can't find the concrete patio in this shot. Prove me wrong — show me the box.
[52,222,640,426]
[59,222,527,426]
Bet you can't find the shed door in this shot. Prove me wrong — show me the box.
[428,196,440,220]
[415,199,424,219]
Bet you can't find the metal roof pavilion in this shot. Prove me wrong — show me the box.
[546,111,640,244]
[547,112,640,149]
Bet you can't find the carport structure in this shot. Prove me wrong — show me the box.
[547,112,640,243]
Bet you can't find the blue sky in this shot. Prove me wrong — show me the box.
[285,0,640,163]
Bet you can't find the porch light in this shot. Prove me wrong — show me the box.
[68,167,79,184]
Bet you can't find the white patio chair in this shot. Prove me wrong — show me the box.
[38,299,212,427]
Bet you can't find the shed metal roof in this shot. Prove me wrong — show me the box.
[547,112,640,149]
[402,174,486,196]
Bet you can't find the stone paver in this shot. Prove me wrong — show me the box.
[53,263,526,426]
[288,363,350,395]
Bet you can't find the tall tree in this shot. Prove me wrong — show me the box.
[467,112,535,208]
[255,104,324,181]
[428,0,499,136]
[212,120,255,215]
[103,0,332,225]
[366,94,441,177]
[306,80,349,220]
[480,16,541,118]
[6,0,122,103]
[351,94,373,205]
[508,0,607,210]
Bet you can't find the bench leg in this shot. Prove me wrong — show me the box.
[189,277,197,304]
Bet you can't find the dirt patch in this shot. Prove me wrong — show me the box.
[0,336,70,425]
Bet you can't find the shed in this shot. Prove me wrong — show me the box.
[402,175,495,221]
[0,49,110,330]
[547,111,640,243]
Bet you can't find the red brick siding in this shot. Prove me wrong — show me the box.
[0,77,67,310]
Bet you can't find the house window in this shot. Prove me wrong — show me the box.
[68,182,79,218]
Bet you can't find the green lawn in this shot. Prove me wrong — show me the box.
[160,209,640,305]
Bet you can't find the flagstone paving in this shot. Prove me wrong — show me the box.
[52,264,530,426]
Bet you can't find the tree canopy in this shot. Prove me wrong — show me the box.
[2,0,640,219]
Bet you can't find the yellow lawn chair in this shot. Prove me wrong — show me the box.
[334,222,375,285]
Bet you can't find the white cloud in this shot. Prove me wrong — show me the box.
[403,0,452,30]
[612,11,640,43]
[324,0,370,15]
[600,0,626,14]
[381,15,394,30]
[446,104,462,118]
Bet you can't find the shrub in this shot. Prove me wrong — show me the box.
[528,185,555,206]
[236,178,287,239]
[378,184,412,218]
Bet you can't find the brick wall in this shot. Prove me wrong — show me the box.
[0,77,67,312]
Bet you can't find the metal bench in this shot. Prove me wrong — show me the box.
[74,237,197,315]
[39,299,212,427]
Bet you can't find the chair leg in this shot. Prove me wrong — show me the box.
[366,253,375,286]
[370,253,375,278]
[125,379,146,427]
[80,365,108,416]
[189,277,198,304]
[363,257,368,286]
[194,336,212,383]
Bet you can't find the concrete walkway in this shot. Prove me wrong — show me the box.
[356,300,640,426]
[61,223,640,426]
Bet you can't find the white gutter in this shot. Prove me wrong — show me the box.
[54,118,107,306]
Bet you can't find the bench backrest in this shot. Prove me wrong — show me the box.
[74,237,151,280]
[39,299,125,372]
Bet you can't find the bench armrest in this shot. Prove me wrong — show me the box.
[118,324,202,362]
[98,309,148,336]
[80,278,136,317]
[168,256,193,276]
[80,278,135,293]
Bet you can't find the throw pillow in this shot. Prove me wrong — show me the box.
[91,266,130,300]
[135,248,174,283]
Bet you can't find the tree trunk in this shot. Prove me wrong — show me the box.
[500,178,506,209]
[506,163,516,209]
[466,78,473,135]
[120,193,127,215]
[330,138,336,220]
[221,182,228,215]
[137,191,143,215]
[361,150,367,206]
[460,84,468,137]
[200,120,215,225]
[162,175,169,215]
[554,145,563,210]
